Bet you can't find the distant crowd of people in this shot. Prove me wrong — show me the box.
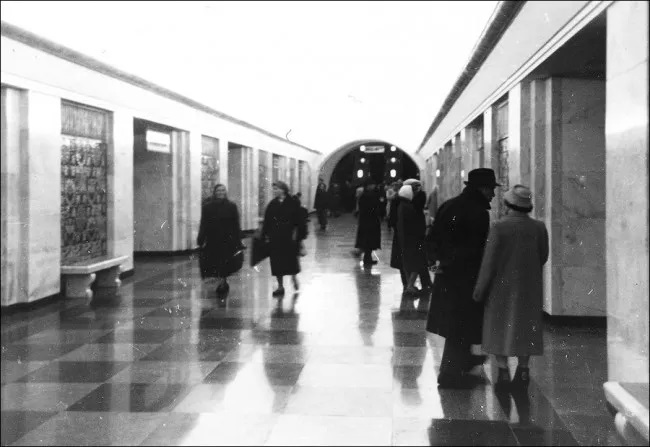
[198,168,549,392]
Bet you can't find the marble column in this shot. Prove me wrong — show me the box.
[451,133,463,197]
[189,130,202,247]
[1,89,61,306]
[507,82,532,187]
[459,128,471,183]
[529,79,547,222]
[483,107,499,222]
[219,138,229,188]
[171,130,192,251]
[544,77,607,316]
[1,86,28,306]
[107,112,134,272]
[605,0,649,383]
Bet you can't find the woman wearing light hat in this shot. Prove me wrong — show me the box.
[472,184,549,392]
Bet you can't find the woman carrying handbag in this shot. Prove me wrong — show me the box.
[197,184,244,297]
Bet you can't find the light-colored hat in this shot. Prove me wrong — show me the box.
[504,184,533,211]
[398,185,413,201]
[403,178,421,186]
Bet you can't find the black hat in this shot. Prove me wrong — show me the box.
[464,168,501,188]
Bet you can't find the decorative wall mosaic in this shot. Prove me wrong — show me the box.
[61,135,108,263]
[61,102,109,264]
[201,136,220,203]
[201,155,219,202]
[259,150,269,217]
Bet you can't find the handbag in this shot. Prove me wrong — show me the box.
[250,234,270,267]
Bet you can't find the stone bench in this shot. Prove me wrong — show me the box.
[604,381,649,445]
[61,255,129,299]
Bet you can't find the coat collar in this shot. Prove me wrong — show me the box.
[461,186,492,210]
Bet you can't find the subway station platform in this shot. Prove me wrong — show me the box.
[1,214,622,446]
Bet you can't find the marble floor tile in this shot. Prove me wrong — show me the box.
[265,414,393,446]
[16,361,131,383]
[297,363,393,388]
[66,383,193,412]
[56,343,160,362]
[425,419,518,446]
[1,383,100,411]
[1,361,49,385]
[108,361,220,385]
[141,413,280,446]
[1,411,57,446]
[1,343,84,362]
[11,411,167,446]
[283,386,394,417]
[173,383,292,414]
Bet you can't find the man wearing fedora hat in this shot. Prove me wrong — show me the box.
[425,168,500,388]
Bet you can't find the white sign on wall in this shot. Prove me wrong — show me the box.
[364,145,385,153]
[146,129,171,153]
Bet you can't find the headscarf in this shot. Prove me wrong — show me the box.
[398,185,413,201]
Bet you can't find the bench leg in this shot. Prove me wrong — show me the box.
[96,265,122,289]
[64,273,96,299]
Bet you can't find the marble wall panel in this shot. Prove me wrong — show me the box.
[133,122,173,252]
[26,91,61,299]
[1,86,28,306]
[606,0,649,383]
[108,112,134,271]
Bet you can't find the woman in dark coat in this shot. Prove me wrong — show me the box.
[197,184,244,295]
[397,185,428,295]
[262,181,305,296]
[314,182,330,231]
[355,178,382,267]
[389,184,407,288]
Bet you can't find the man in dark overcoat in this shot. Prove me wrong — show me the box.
[425,168,500,388]
[355,178,382,267]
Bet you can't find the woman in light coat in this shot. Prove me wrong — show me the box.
[473,184,549,391]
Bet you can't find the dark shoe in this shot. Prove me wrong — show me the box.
[463,354,487,372]
[511,366,530,390]
[272,288,285,297]
[494,367,511,392]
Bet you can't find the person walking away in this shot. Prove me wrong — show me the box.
[396,185,428,296]
[389,184,408,290]
[314,181,330,231]
[425,168,500,388]
[385,183,397,230]
[262,181,303,296]
[355,178,382,267]
[294,192,309,256]
[329,182,341,218]
[425,185,439,226]
[473,185,549,392]
[197,184,244,296]
[354,183,365,217]
[404,179,434,294]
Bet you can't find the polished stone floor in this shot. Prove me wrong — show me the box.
[1,214,622,446]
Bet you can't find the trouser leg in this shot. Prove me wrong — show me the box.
[419,267,433,288]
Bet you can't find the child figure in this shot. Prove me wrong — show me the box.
[473,185,549,392]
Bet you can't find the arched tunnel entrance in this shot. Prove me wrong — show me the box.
[318,140,423,212]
